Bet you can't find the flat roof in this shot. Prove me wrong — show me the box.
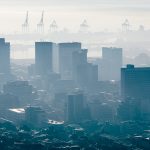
[9,108,25,114]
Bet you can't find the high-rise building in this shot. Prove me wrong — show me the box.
[121,64,150,100]
[72,49,98,88]
[35,42,53,75]
[87,63,98,84]
[75,63,98,88]
[58,42,81,80]
[3,81,36,106]
[25,106,47,127]
[67,90,84,123]
[100,47,122,81]
[52,43,59,73]
[0,38,10,74]
[72,49,88,82]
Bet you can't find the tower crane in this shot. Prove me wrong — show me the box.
[22,11,29,33]
[37,11,44,33]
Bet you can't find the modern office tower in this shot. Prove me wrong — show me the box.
[35,42,53,75]
[121,64,150,100]
[75,63,98,88]
[0,38,10,74]
[25,106,47,127]
[71,48,98,87]
[58,42,81,80]
[73,49,88,64]
[100,47,122,81]
[3,81,35,106]
[72,49,88,82]
[67,90,84,123]
[52,43,59,73]
[87,63,98,84]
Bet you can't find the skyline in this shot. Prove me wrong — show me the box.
[0,2,150,149]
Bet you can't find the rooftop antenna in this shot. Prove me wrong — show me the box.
[37,11,44,33]
[22,11,29,33]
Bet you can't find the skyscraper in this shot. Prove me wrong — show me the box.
[121,64,150,100]
[3,81,35,106]
[0,38,10,74]
[100,47,122,81]
[72,49,88,82]
[25,106,47,127]
[72,49,98,88]
[35,42,53,75]
[58,42,81,80]
[75,63,98,88]
[67,90,84,123]
[120,64,150,121]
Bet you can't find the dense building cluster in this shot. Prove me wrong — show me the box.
[0,37,150,149]
[0,120,150,150]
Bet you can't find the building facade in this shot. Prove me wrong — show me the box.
[100,47,122,81]
[0,38,10,74]
[67,90,84,123]
[58,42,81,80]
[121,64,150,99]
[35,42,53,75]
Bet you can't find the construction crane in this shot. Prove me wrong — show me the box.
[122,19,130,32]
[37,11,44,33]
[49,20,58,32]
[79,19,89,33]
[22,11,29,33]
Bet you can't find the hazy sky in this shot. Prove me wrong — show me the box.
[0,0,150,33]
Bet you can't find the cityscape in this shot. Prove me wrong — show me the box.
[0,0,150,150]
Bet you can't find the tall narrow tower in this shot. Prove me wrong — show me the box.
[35,42,53,75]
[22,11,29,33]
[0,38,10,74]
[37,11,44,33]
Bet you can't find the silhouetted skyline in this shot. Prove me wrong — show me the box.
[0,2,150,149]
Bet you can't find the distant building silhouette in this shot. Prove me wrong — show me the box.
[72,49,87,83]
[72,49,98,88]
[100,47,122,81]
[58,42,81,80]
[67,90,85,123]
[76,63,98,88]
[3,81,35,106]
[121,64,150,99]
[25,106,47,127]
[119,64,150,121]
[35,42,53,75]
[0,38,10,74]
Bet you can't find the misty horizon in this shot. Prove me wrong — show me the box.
[0,0,150,33]
[0,1,150,150]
